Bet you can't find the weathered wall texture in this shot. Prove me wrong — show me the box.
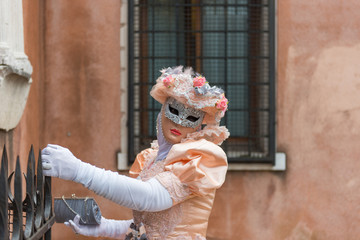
[40,1,132,239]
[12,0,360,239]
[208,1,360,239]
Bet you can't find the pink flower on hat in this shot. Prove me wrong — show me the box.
[193,76,207,87]
[163,75,174,88]
[216,95,229,112]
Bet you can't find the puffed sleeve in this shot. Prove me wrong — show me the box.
[155,139,228,204]
[129,148,155,178]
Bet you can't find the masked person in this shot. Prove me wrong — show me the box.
[42,66,229,239]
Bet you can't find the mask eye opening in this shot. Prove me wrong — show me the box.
[169,105,179,116]
[186,115,200,122]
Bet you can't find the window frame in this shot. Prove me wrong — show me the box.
[124,0,279,167]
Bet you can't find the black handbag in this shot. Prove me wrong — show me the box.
[54,194,102,225]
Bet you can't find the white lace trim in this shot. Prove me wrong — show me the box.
[182,125,230,145]
[155,172,191,205]
[133,151,183,240]
[150,140,159,149]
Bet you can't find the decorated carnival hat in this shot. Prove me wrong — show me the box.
[150,66,230,145]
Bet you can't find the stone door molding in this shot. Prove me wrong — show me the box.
[0,0,33,131]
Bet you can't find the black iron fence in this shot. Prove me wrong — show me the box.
[1,145,54,240]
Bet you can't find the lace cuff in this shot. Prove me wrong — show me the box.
[155,171,191,205]
[181,124,229,145]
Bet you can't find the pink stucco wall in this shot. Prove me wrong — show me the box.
[208,1,360,239]
[1,0,358,239]
[41,1,133,239]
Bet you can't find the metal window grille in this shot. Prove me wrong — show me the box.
[128,0,275,164]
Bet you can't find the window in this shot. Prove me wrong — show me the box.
[128,0,276,165]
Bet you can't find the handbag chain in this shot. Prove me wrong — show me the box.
[61,194,89,224]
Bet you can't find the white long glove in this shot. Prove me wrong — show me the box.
[41,144,173,212]
[65,215,132,239]
[42,144,81,181]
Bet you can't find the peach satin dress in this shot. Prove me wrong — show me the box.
[129,139,228,240]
